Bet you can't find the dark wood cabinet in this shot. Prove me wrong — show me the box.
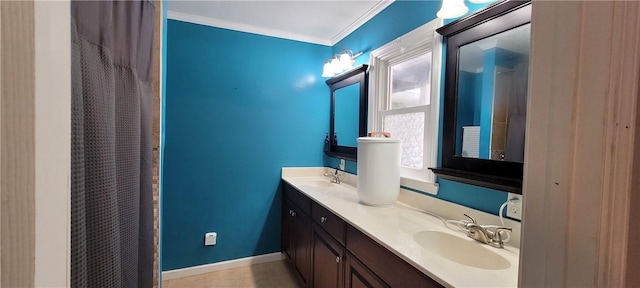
[282,200,294,261]
[294,209,313,286]
[282,181,442,288]
[312,224,344,288]
[282,197,312,287]
[346,226,443,288]
[345,252,388,288]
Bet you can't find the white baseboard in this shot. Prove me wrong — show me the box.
[162,252,285,281]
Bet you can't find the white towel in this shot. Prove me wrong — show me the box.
[462,126,480,158]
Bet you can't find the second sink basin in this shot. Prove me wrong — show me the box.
[413,230,511,270]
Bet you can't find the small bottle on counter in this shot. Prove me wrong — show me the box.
[324,133,330,152]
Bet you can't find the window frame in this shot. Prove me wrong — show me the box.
[368,18,443,195]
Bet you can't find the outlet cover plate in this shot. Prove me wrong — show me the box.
[205,232,217,246]
[506,193,523,220]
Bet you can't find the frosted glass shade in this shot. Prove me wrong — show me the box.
[437,0,469,19]
[469,0,495,3]
[322,61,334,77]
[339,52,353,70]
[331,57,340,69]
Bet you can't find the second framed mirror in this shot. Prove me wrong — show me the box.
[326,64,368,161]
[431,0,531,193]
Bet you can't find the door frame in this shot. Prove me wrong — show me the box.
[521,1,640,286]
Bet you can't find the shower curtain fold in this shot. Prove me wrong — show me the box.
[504,61,529,162]
[71,1,155,287]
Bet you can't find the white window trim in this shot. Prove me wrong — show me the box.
[368,18,443,195]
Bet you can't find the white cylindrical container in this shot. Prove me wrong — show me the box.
[357,136,401,206]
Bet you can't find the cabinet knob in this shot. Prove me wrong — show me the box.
[291,211,296,217]
[289,209,293,216]
[320,216,327,223]
[336,256,340,263]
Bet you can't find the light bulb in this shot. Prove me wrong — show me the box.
[331,57,341,73]
[322,61,334,77]
[339,51,352,70]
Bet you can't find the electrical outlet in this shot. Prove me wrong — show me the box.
[339,159,345,171]
[506,193,523,220]
[205,232,217,246]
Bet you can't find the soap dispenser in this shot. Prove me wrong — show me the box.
[324,133,330,152]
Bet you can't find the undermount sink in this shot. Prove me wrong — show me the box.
[413,230,511,270]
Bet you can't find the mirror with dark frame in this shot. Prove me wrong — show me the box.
[430,0,531,194]
[326,64,368,161]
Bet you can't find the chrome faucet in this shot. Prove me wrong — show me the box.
[463,214,512,248]
[324,166,342,184]
[330,166,343,184]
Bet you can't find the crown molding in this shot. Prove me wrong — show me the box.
[167,1,394,47]
[167,11,333,46]
[330,0,395,46]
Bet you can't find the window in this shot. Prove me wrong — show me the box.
[368,18,442,194]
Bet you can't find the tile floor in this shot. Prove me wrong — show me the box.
[162,260,302,288]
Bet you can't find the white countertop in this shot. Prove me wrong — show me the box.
[282,167,519,288]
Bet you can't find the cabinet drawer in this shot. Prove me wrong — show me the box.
[312,202,346,245]
[283,181,311,215]
[346,225,443,288]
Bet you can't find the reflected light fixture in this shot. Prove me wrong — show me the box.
[321,49,363,78]
[437,0,469,19]
[469,0,496,3]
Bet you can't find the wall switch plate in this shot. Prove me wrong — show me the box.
[205,232,217,246]
[506,193,523,220]
[339,159,345,171]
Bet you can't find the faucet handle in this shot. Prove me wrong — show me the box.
[463,213,477,224]
[492,227,512,243]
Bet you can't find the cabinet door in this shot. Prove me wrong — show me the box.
[345,252,388,288]
[293,209,312,287]
[312,224,344,288]
[282,200,295,261]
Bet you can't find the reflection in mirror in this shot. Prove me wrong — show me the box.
[455,23,530,163]
[334,83,360,147]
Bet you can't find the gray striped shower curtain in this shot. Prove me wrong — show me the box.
[71,1,155,287]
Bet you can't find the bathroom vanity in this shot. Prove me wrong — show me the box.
[281,168,519,288]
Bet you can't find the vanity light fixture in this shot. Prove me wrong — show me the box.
[436,0,469,19]
[469,0,496,3]
[321,49,363,78]
[322,60,335,77]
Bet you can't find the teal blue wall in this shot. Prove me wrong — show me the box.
[456,71,482,155]
[334,83,361,147]
[326,0,511,216]
[162,20,331,270]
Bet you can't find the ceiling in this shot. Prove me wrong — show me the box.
[459,23,531,73]
[167,0,395,46]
